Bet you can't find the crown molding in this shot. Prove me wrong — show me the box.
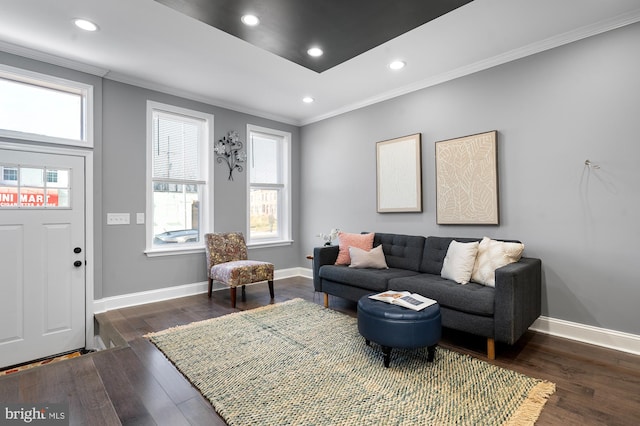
[300,8,640,126]
[0,41,299,126]
[2,7,639,128]
[104,71,300,127]
[0,40,109,77]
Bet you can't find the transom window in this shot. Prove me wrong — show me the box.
[0,64,93,147]
[247,125,291,246]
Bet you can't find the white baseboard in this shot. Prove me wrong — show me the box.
[530,316,640,356]
[93,268,640,356]
[299,267,313,279]
[93,281,208,313]
[93,267,302,313]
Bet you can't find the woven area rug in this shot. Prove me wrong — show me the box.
[146,299,555,425]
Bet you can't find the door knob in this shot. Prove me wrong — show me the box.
[74,247,82,254]
[73,260,83,267]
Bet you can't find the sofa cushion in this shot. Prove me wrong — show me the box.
[349,245,388,269]
[471,237,525,287]
[440,240,479,284]
[388,274,495,316]
[373,233,426,272]
[420,236,480,274]
[320,265,419,292]
[335,232,374,265]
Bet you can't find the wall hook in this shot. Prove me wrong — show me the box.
[584,159,600,169]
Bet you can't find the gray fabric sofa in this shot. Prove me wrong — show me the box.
[312,233,542,359]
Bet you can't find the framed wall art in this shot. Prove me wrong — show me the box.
[376,133,422,213]
[435,130,499,224]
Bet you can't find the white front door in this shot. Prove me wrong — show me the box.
[0,148,86,369]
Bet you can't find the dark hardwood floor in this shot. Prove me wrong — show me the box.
[1,277,639,425]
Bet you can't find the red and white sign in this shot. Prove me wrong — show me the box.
[0,188,59,207]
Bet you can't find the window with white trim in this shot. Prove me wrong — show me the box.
[247,125,291,246]
[0,64,93,147]
[146,101,213,254]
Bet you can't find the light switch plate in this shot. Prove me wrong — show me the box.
[107,213,130,225]
[136,213,145,224]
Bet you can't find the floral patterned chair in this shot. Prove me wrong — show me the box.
[205,232,274,307]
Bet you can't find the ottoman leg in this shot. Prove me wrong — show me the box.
[382,346,392,368]
[427,345,437,362]
[365,339,371,346]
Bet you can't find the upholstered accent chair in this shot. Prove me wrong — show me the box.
[205,232,274,308]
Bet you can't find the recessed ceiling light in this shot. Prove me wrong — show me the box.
[302,97,314,104]
[73,18,99,32]
[241,14,260,26]
[389,60,406,70]
[307,47,323,57]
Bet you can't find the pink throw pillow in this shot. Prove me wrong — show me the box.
[335,232,375,265]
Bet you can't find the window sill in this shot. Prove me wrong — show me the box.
[144,246,205,257]
[247,239,294,249]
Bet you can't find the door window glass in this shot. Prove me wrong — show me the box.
[0,165,70,208]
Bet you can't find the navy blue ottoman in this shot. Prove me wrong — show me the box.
[357,296,441,368]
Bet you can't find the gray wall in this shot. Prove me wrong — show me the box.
[300,22,640,335]
[102,80,301,298]
[0,50,301,300]
[3,21,639,335]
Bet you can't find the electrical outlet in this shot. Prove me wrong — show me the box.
[107,213,130,225]
[136,213,145,224]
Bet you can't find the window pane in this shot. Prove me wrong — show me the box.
[46,169,69,188]
[249,188,279,239]
[2,167,18,185]
[0,78,83,140]
[17,188,48,207]
[153,182,201,245]
[250,134,279,184]
[152,113,200,180]
[0,186,17,206]
[52,188,70,208]
[20,167,44,187]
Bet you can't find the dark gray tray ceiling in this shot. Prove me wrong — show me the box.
[154,0,473,73]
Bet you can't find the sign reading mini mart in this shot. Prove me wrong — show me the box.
[0,188,60,207]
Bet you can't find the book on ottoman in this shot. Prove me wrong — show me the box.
[369,291,437,311]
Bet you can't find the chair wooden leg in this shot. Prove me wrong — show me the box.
[230,287,237,308]
[324,293,329,308]
[487,338,496,360]
[268,280,274,299]
[208,278,213,298]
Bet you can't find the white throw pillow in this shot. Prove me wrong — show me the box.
[440,240,479,284]
[471,237,525,287]
[348,245,389,269]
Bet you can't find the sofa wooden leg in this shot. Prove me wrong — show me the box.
[230,287,237,308]
[268,280,274,299]
[487,338,496,360]
[323,293,329,308]
[208,278,213,298]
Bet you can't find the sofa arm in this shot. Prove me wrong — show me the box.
[493,257,542,345]
[312,246,339,292]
